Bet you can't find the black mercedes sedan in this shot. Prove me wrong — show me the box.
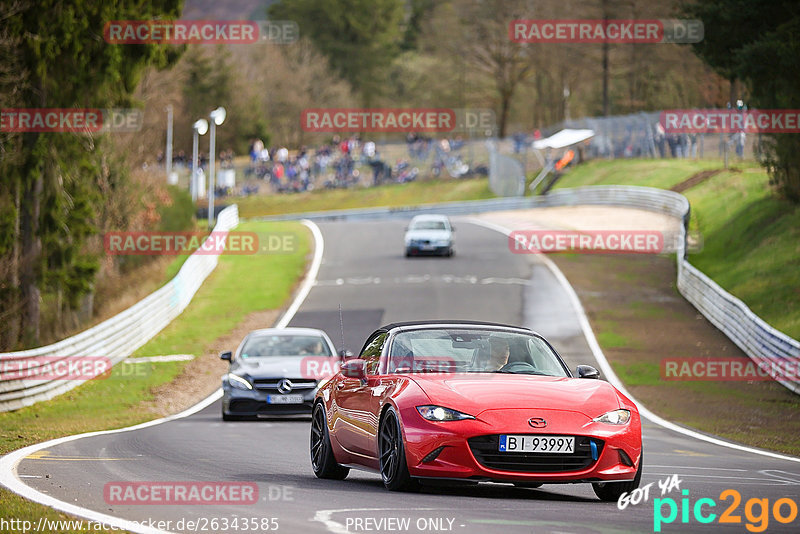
[220,327,340,420]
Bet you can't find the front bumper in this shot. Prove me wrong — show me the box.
[221,382,317,417]
[406,244,452,256]
[399,406,641,483]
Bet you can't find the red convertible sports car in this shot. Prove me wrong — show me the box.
[310,321,642,500]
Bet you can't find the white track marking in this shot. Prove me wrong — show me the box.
[314,275,531,287]
[275,220,324,328]
[646,466,747,471]
[759,470,800,484]
[0,219,325,534]
[467,217,800,465]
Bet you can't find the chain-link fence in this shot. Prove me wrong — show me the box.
[542,111,759,161]
[486,140,525,197]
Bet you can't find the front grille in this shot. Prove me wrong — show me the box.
[468,435,603,473]
[251,378,318,392]
[229,399,312,414]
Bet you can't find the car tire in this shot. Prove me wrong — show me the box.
[310,402,349,480]
[592,450,642,502]
[378,407,420,492]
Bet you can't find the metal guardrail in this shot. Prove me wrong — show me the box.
[254,185,799,394]
[0,205,240,412]
[253,186,690,223]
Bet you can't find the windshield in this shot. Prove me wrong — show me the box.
[410,220,447,231]
[240,334,332,358]
[387,328,568,376]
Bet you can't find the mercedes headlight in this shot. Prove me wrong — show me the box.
[416,405,474,421]
[593,409,631,425]
[227,373,252,390]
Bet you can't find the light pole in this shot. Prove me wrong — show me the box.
[191,119,208,201]
[207,106,226,229]
[165,105,173,183]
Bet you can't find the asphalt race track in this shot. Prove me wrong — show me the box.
[12,220,800,533]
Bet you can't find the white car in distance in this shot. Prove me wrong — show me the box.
[404,214,454,257]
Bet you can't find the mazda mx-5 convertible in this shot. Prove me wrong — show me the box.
[310,321,642,500]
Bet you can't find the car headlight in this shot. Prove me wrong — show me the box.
[593,409,631,425]
[227,373,252,390]
[416,405,474,421]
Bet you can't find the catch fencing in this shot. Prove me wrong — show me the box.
[0,205,240,412]
[487,140,525,197]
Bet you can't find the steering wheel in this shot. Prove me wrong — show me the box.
[497,361,542,374]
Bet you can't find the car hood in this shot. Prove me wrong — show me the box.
[405,229,451,241]
[230,357,315,379]
[407,374,621,418]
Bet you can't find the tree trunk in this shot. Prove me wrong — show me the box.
[19,134,43,345]
[602,0,610,116]
[499,89,512,139]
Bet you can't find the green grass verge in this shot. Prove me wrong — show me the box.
[132,221,310,357]
[0,220,310,531]
[552,158,724,189]
[683,168,800,338]
[556,158,799,339]
[235,177,494,218]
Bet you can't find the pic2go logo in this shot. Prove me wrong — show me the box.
[654,489,798,532]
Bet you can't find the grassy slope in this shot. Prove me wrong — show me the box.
[132,221,309,357]
[235,177,493,218]
[555,159,799,339]
[685,168,800,338]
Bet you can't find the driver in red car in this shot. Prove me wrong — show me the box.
[487,338,510,371]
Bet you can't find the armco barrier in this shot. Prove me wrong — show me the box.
[255,186,799,394]
[0,205,240,412]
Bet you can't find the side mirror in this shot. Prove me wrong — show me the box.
[220,351,232,362]
[450,226,455,232]
[338,349,353,361]
[576,365,600,379]
[341,359,367,381]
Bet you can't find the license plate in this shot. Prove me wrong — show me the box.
[499,435,575,453]
[420,244,435,250]
[267,394,304,404]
